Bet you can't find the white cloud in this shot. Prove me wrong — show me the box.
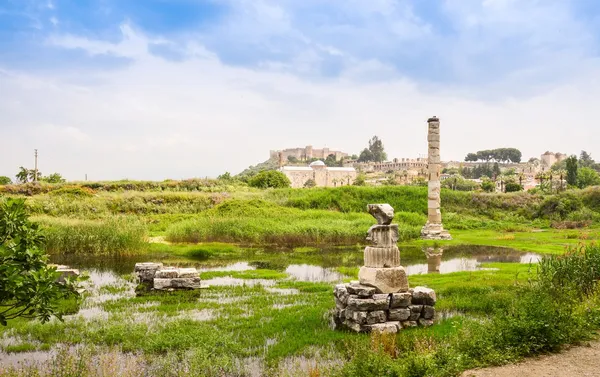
[1,22,599,180]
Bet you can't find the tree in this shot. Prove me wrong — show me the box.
[248,171,291,189]
[357,148,374,163]
[481,179,495,193]
[357,136,387,163]
[324,154,341,167]
[504,182,523,193]
[0,198,79,325]
[465,153,478,162]
[303,179,316,188]
[353,173,366,186]
[577,167,600,189]
[27,169,41,182]
[368,136,387,162]
[0,176,11,185]
[287,156,299,164]
[16,167,29,183]
[41,173,65,184]
[565,156,578,186]
[579,151,594,168]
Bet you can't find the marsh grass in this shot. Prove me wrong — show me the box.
[34,216,147,255]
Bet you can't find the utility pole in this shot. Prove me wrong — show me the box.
[34,149,39,182]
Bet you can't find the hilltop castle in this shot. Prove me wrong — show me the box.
[270,146,348,162]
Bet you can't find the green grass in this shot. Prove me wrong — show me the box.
[34,215,148,255]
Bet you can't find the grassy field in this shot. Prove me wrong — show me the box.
[2,247,600,376]
[2,185,598,254]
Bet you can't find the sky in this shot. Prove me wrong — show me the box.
[1,0,600,181]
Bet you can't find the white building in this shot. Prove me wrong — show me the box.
[281,160,357,188]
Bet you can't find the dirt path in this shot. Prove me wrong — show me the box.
[462,341,600,377]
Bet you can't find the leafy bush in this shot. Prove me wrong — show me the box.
[504,182,523,193]
[0,198,79,325]
[248,170,291,189]
[536,192,583,220]
[0,176,11,185]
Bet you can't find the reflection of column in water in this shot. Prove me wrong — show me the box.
[424,247,443,274]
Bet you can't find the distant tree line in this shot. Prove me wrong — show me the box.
[14,167,65,184]
[465,148,522,164]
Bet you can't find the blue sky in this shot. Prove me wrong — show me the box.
[1,0,600,180]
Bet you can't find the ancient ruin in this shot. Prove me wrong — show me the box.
[333,204,437,333]
[134,263,202,292]
[421,117,452,240]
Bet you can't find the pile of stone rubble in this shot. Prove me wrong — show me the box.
[332,204,438,334]
[333,284,436,333]
[134,262,202,291]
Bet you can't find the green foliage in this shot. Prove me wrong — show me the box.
[41,173,66,184]
[577,167,600,189]
[216,172,232,181]
[353,173,366,186]
[248,170,291,189]
[504,182,523,193]
[304,178,316,188]
[0,198,78,325]
[566,155,578,186]
[236,158,280,181]
[480,180,495,193]
[325,154,342,167]
[536,191,583,220]
[35,216,147,255]
[0,176,11,185]
[441,176,478,191]
[464,148,522,163]
[357,136,387,162]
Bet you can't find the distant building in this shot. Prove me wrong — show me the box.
[540,151,567,169]
[281,160,357,188]
[270,146,348,162]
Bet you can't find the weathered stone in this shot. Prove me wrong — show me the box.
[363,245,400,267]
[367,204,395,225]
[134,262,163,283]
[346,295,389,311]
[348,310,368,325]
[358,266,408,294]
[335,297,346,309]
[412,287,437,306]
[344,320,368,333]
[369,322,400,334]
[155,268,178,279]
[366,310,387,325]
[418,319,434,327]
[390,292,411,308]
[408,305,423,321]
[178,268,199,278]
[388,308,411,321]
[366,225,399,247]
[422,305,435,320]
[346,284,376,298]
[153,277,202,290]
[55,268,80,283]
[402,320,418,328]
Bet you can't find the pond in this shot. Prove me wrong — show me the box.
[50,244,541,283]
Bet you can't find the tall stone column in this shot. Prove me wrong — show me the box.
[421,116,452,240]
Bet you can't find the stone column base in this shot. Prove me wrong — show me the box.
[332,284,437,333]
[421,222,452,240]
[358,266,408,294]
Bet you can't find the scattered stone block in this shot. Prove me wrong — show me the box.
[347,296,389,311]
[155,268,178,279]
[408,305,423,321]
[134,262,163,283]
[412,287,436,306]
[418,319,434,327]
[422,305,435,320]
[178,268,199,278]
[388,308,411,321]
[390,292,412,308]
[369,321,400,334]
[54,267,80,283]
[346,284,376,297]
[402,321,418,328]
[366,310,387,325]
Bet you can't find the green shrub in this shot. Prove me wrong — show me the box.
[248,170,291,189]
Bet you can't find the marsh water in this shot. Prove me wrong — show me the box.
[50,244,541,282]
